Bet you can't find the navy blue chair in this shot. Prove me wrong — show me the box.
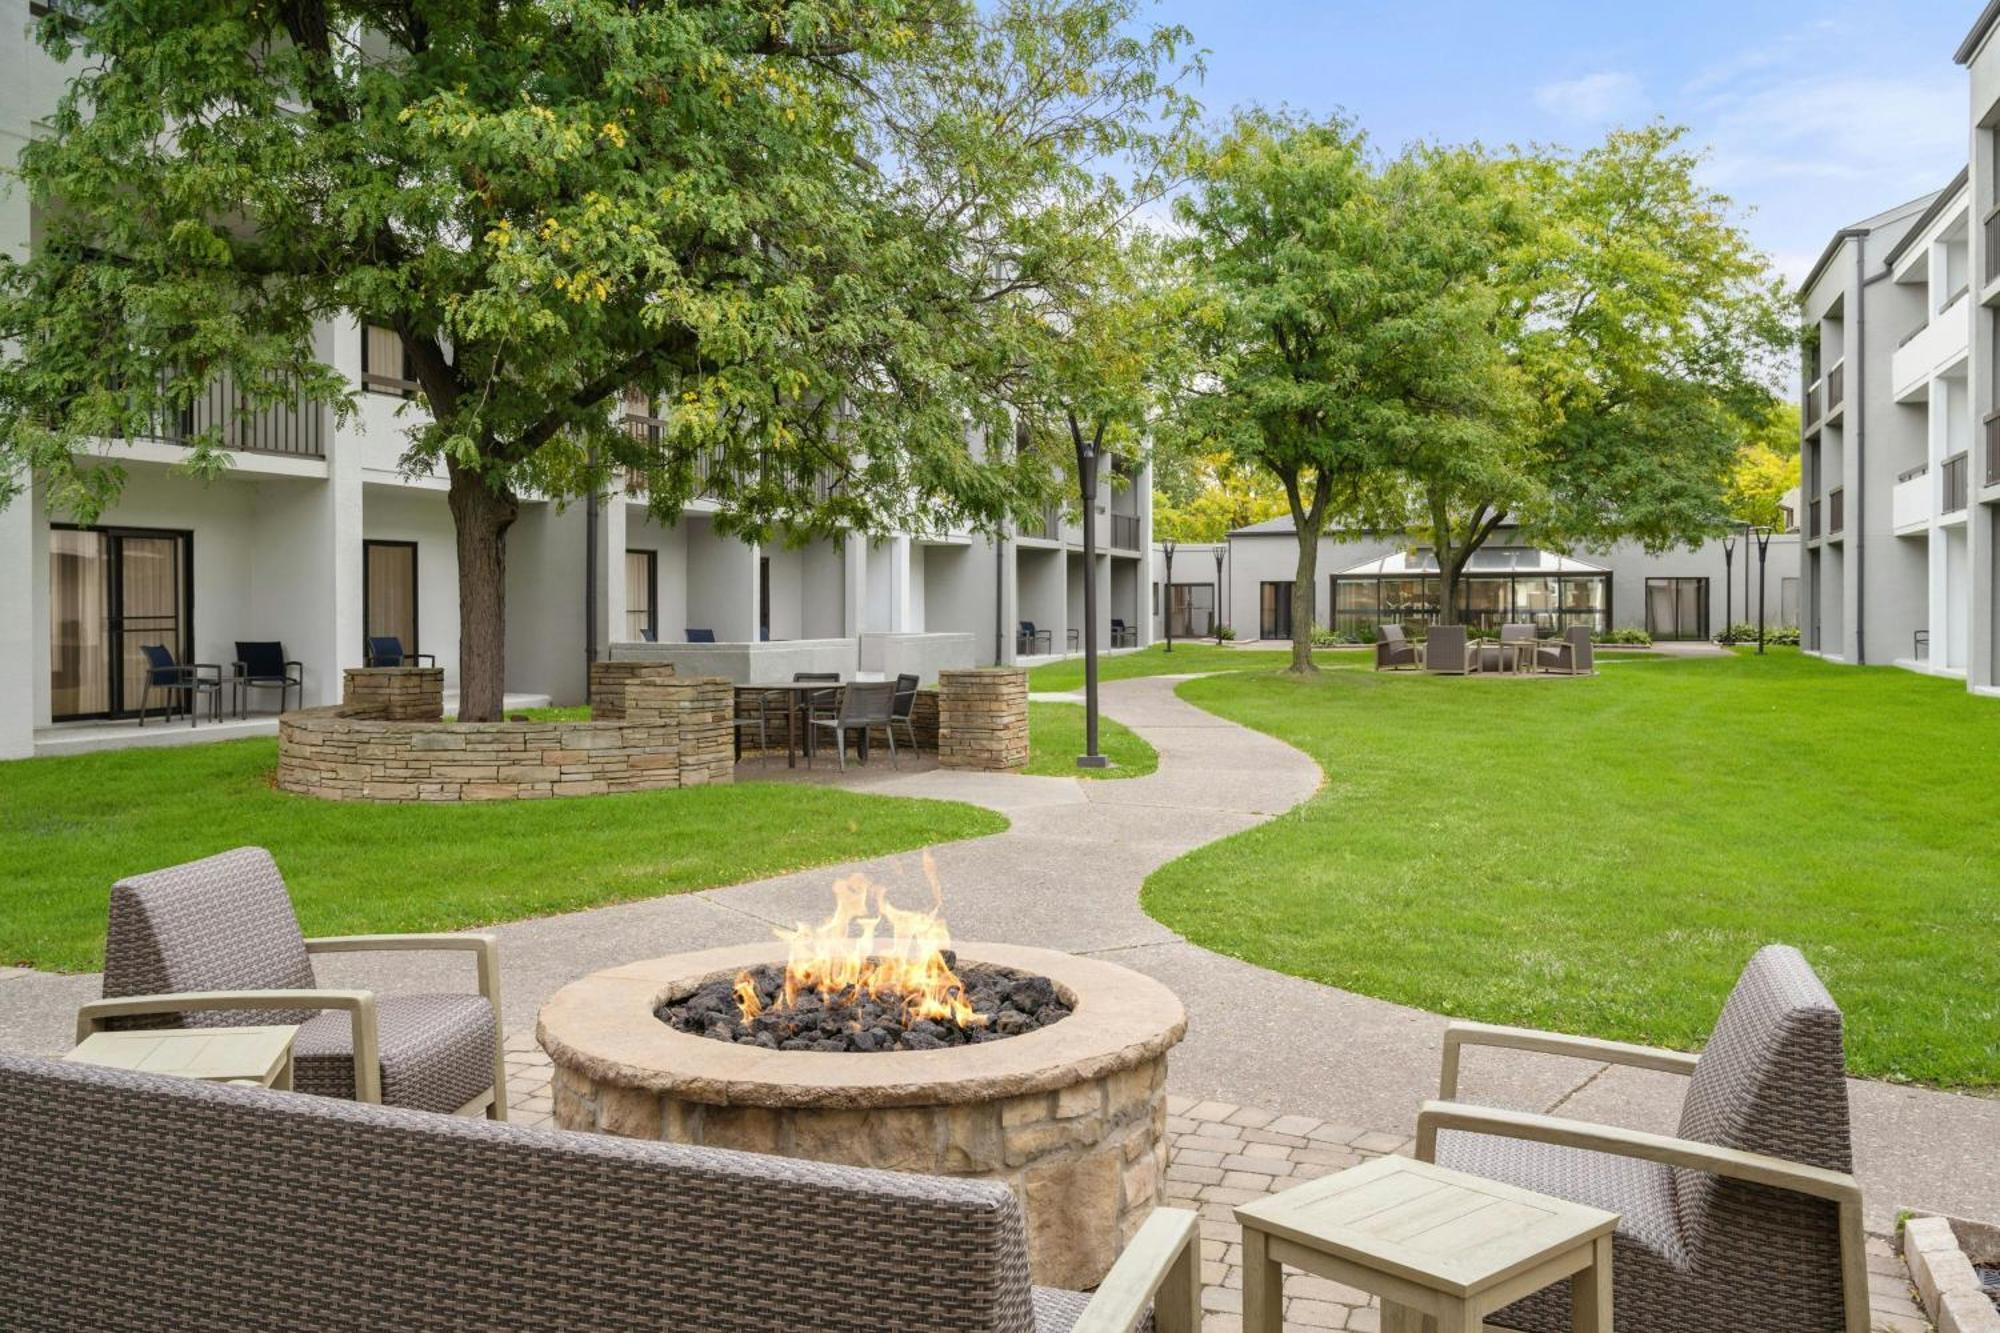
[137,644,223,728]
[1017,621,1052,655]
[1110,619,1138,648]
[685,628,717,643]
[365,636,436,668]
[232,641,303,716]
[638,627,657,643]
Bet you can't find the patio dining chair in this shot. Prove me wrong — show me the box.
[1422,624,1470,675]
[78,846,507,1121]
[1018,621,1053,656]
[733,688,773,765]
[888,673,921,752]
[1110,618,1139,648]
[1416,944,1867,1333]
[365,636,436,669]
[232,641,304,716]
[1374,624,1419,671]
[137,644,224,728]
[1535,625,1596,675]
[809,680,897,771]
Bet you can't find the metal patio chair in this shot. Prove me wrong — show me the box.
[137,644,224,727]
[231,640,304,715]
[809,680,897,771]
[1018,621,1053,656]
[888,673,921,753]
[685,627,716,643]
[365,636,435,668]
[1110,618,1139,648]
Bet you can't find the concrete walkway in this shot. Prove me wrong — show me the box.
[2,673,1993,1236]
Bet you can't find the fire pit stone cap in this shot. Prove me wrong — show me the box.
[536,940,1188,1110]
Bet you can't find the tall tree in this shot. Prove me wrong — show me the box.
[1726,400,1803,529]
[1174,112,1526,671]
[0,0,1190,718]
[1401,125,1795,620]
[1152,450,1290,543]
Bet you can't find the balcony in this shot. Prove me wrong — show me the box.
[1019,504,1062,542]
[1987,413,2000,488]
[618,417,839,504]
[1824,361,1844,418]
[1803,378,1822,427]
[1892,292,1970,401]
[1987,206,2000,287]
[1109,513,1140,551]
[1943,451,1970,514]
[1892,464,1931,534]
[135,368,327,459]
[1828,486,1845,537]
[1808,497,1822,540]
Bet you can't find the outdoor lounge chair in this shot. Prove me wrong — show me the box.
[810,679,896,771]
[1536,625,1595,675]
[1374,624,1419,671]
[136,644,223,727]
[80,846,507,1120]
[365,635,436,668]
[1111,618,1139,648]
[1422,624,1470,675]
[231,640,303,716]
[685,627,717,643]
[0,1052,1202,1332]
[1417,944,1867,1333]
[1018,621,1053,655]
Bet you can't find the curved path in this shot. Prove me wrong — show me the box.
[1,673,1992,1231]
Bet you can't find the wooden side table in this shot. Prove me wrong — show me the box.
[1235,1155,1618,1333]
[64,1025,299,1090]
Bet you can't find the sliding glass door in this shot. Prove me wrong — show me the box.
[49,527,193,721]
[363,540,419,655]
[1645,577,1708,641]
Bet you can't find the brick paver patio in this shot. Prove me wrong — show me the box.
[502,1033,1933,1331]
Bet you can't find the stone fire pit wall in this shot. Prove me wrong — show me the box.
[539,943,1186,1290]
[277,665,733,802]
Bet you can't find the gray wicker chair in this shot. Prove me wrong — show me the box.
[1422,624,1470,675]
[1500,622,1538,670]
[1374,623,1419,671]
[1536,625,1596,675]
[1416,945,1867,1332]
[0,1053,1200,1332]
[81,846,507,1119]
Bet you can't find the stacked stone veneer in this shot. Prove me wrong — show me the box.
[936,667,1028,771]
[586,660,659,721]
[554,1051,1168,1291]
[277,666,732,802]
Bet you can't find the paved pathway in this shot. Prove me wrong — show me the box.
[3,672,1993,1248]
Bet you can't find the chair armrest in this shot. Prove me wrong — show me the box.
[1440,1020,1699,1097]
[306,932,502,1009]
[75,989,381,1103]
[187,662,223,681]
[1413,1100,1870,1333]
[1070,1206,1201,1333]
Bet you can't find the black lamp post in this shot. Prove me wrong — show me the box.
[1213,544,1226,642]
[1721,531,1736,641]
[1161,539,1177,654]
[1753,524,1774,655]
[1071,416,1108,769]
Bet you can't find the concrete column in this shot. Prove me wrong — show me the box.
[843,533,868,637]
[322,314,367,702]
[885,534,912,631]
[1138,458,1155,647]
[598,495,628,657]
[0,486,35,757]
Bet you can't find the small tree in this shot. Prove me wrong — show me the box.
[1174,113,1524,671]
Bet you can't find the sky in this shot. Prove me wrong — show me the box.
[1142,0,1976,285]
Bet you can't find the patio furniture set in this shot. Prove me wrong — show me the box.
[1017,620,1139,656]
[733,670,922,771]
[1375,623,1597,677]
[12,845,1870,1331]
[134,635,432,728]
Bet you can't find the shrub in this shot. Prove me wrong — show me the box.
[1716,622,1799,646]
[1594,627,1653,646]
[1214,623,1237,642]
[1308,622,1341,648]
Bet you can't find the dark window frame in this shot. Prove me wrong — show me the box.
[1258,581,1294,640]
[1328,572,1612,637]
[626,548,658,641]
[362,539,420,658]
[1644,576,1709,642]
[360,323,420,398]
[48,523,196,722]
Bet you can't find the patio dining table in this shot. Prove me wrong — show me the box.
[734,681,874,768]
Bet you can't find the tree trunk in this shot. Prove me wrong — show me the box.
[1289,512,1321,674]
[1438,565,1460,627]
[447,461,519,722]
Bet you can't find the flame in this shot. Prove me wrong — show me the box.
[736,852,984,1028]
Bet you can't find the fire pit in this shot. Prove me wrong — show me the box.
[538,873,1186,1289]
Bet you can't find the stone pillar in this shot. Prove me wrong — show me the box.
[626,672,734,786]
[587,659,671,721]
[342,666,444,720]
[937,668,1028,771]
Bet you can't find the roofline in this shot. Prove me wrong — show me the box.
[1799,228,1870,299]
[1957,0,2000,64]
[1881,166,1971,272]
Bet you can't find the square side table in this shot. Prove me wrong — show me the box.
[65,1024,299,1090]
[1235,1154,1618,1333]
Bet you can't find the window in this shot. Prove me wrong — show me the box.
[361,323,418,397]
[758,556,771,642]
[1644,577,1708,641]
[363,541,419,656]
[1166,582,1215,638]
[1259,582,1294,640]
[625,549,657,642]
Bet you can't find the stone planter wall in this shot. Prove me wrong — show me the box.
[1905,1214,2000,1333]
[277,667,732,802]
[587,660,670,721]
[937,668,1029,771]
[341,667,444,721]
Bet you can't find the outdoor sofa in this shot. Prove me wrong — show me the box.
[0,1052,1200,1332]
[1418,944,1867,1332]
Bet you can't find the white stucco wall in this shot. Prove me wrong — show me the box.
[361,485,460,687]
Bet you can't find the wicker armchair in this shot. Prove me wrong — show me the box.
[1422,624,1469,675]
[1374,623,1420,671]
[79,847,507,1119]
[0,1053,1201,1332]
[1536,625,1596,675]
[1416,945,1866,1332]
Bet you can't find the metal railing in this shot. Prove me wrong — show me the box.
[1808,498,1821,540]
[1915,629,1930,663]
[1025,505,1062,541]
[1897,462,1929,483]
[1825,362,1844,414]
[1943,451,1970,513]
[1828,486,1845,534]
[1942,283,1971,313]
[618,413,840,504]
[1987,413,2000,487]
[1987,206,2000,285]
[1804,379,1822,426]
[1110,513,1140,551]
[145,367,327,458]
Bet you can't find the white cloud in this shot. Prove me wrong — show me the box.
[1533,71,1646,124]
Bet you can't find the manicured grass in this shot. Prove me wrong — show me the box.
[1142,649,2000,1089]
[1028,642,1366,691]
[0,739,1007,973]
[1025,702,1159,779]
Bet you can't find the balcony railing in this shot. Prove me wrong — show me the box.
[141,367,327,458]
[1987,206,2000,285]
[1943,451,1970,513]
[1803,379,1822,426]
[1808,497,1822,539]
[1897,462,1929,483]
[1987,412,2000,487]
[1825,361,1844,415]
[619,414,840,503]
[1110,513,1140,550]
[1025,505,1062,541]
[1828,486,1845,535]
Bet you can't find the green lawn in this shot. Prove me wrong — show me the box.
[1140,649,2000,1089]
[1027,642,1367,691]
[1025,701,1159,778]
[0,739,1006,973]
